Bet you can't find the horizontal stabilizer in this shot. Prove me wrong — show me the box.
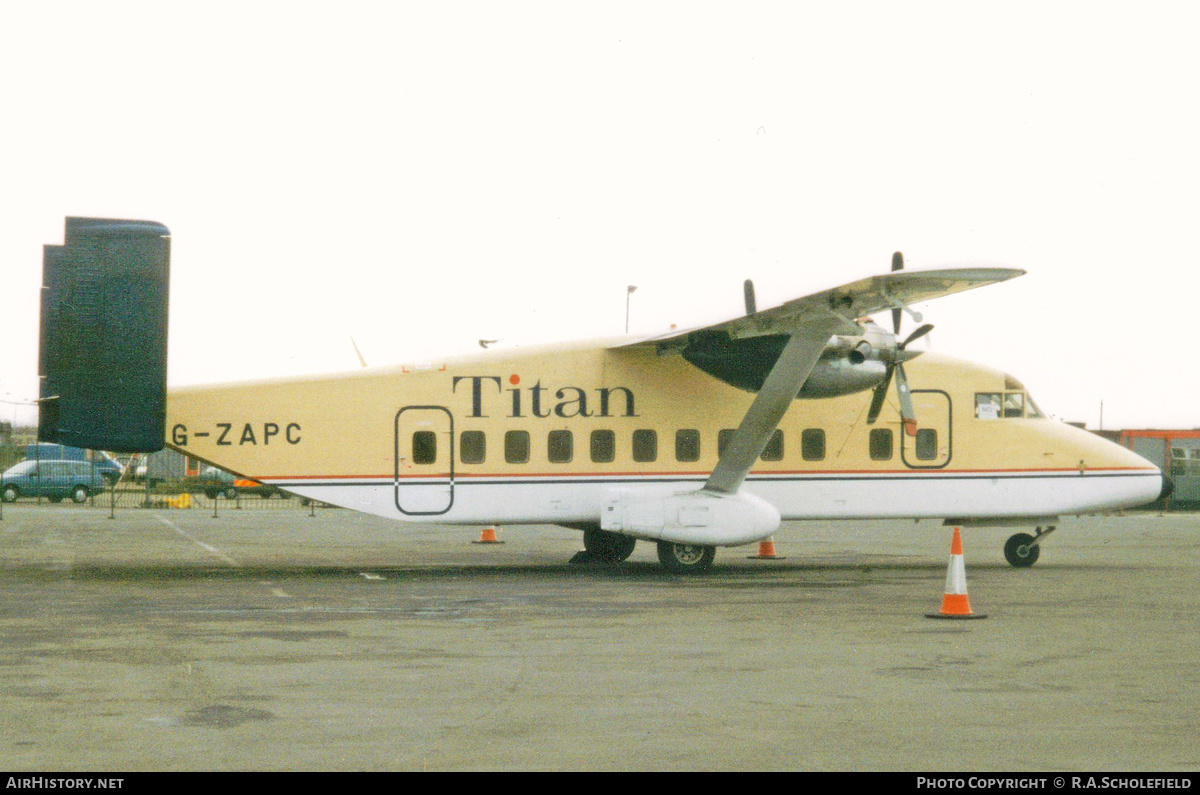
[39,217,171,453]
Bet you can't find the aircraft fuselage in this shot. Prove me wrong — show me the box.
[165,339,1163,535]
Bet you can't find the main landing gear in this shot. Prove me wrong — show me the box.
[574,528,718,573]
[656,541,716,574]
[579,528,637,564]
[1004,525,1056,568]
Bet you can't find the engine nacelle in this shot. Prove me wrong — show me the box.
[681,321,908,399]
[797,344,889,398]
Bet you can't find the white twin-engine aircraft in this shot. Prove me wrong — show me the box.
[40,220,1169,574]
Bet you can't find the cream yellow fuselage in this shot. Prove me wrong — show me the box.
[165,338,1161,536]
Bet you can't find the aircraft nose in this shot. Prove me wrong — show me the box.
[1159,472,1175,502]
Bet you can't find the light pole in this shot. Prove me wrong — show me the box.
[625,285,637,334]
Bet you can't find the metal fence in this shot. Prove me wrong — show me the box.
[0,444,331,514]
[97,483,328,513]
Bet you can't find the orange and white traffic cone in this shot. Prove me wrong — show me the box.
[926,527,986,620]
[473,526,504,544]
[748,536,785,559]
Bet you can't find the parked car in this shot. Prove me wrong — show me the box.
[25,443,125,484]
[198,466,239,500]
[197,466,286,499]
[1,460,105,503]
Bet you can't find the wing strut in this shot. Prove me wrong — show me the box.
[705,313,842,494]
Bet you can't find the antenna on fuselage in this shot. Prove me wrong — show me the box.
[744,279,756,315]
[350,337,368,368]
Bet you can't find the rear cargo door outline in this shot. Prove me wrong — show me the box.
[394,406,455,516]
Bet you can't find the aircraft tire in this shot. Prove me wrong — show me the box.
[71,485,89,504]
[224,487,238,501]
[583,529,637,562]
[656,541,716,574]
[2,486,18,503]
[1004,533,1040,568]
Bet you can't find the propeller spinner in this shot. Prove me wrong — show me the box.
[867,252,932,435]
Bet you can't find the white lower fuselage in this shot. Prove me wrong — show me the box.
[264,469,1160,530]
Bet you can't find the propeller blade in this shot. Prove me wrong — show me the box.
[866,365,894,424]
[891,251,904,333]
[895,362,918,436]
[901,323,934,349]
[744,279,756,315]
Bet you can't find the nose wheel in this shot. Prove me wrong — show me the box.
[1004,525,1055,568]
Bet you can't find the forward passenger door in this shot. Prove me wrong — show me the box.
[901,390,952,469]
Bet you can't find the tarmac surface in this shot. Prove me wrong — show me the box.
[0,504,1197,772]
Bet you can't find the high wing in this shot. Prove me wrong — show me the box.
[613,267,1024,495]
[614,267,1024,352]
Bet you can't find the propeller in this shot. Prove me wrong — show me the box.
[867,252,932,435]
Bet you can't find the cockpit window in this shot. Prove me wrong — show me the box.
[977,391,1045,419]
[1003,392,1024,418]
[975,393,1001,419]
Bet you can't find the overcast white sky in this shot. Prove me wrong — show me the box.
[2,2,1198,430]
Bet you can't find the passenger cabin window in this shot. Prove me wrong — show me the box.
[412,431,437,464]
[801,428,826,461]
[915,428,938,461]
[548,430,573,463]
[460,430,485,464]
[632,429,657,462]
[717,428,782,461]
[761,429,783,461]
[869,428,894,460]
[676,429,700,462]
[505,430,530,464]
[591,430,615,463]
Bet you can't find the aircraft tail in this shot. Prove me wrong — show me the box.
[39,217,171,453]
